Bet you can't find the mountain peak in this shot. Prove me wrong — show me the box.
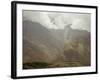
[64,24,72,30]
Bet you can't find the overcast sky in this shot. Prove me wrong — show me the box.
[23,10,91,32]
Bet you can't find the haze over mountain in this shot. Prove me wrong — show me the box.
[23,11,91,69]
[23,20,65,63]
[23,20,90,67]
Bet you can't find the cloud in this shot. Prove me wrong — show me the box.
[23,11,90,31]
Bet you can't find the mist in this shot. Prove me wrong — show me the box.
[23,10,91,69]
[23,10,91,31]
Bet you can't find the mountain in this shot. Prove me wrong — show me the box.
[23,20,65,64]
[64,25,90,45]
[23,20,91,68]
[63,25,91,66]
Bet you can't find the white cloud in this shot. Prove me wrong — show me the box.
[23,11,90,31]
